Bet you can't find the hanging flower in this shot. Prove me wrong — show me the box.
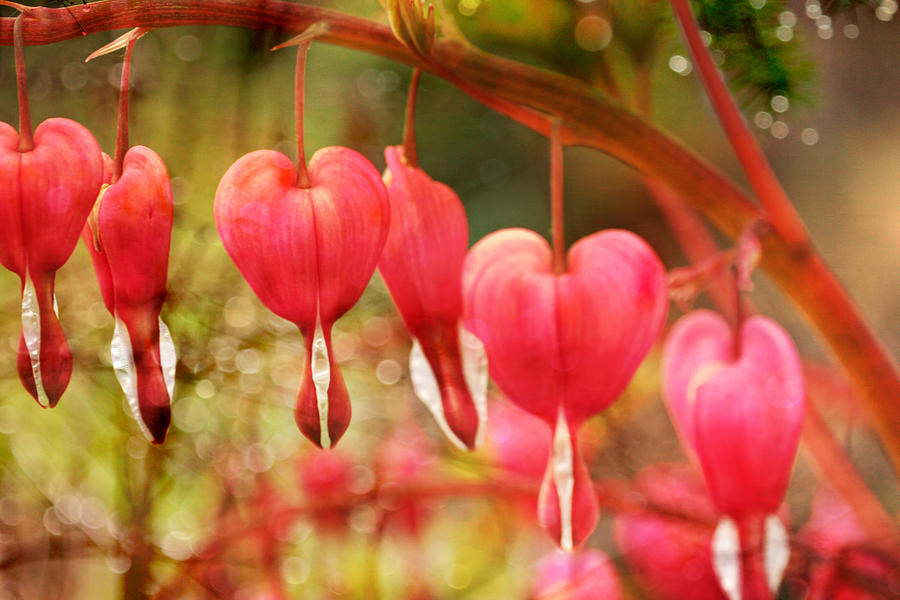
[215,148,389,447]
[215,37,390,448]
[463,228,668,549]
[662,309,804,599]
[0,118,103,408]
[82,148,175,443]
[378,145,485,450]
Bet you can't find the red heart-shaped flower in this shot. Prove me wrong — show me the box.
[215,147,389,448]
[0,118,103,407]
[378,145,483,450]
[82,146,175,444]
[463,227,667,548]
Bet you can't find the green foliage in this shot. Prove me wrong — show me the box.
[692,0,818,110]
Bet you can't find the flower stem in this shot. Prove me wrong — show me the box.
[401,67,421,168]
[13,13,33,152]
[732,265,744,358]
[668,0,807,248]
[294,41,311,188]
[550,118,566,274]
[113,32,138,181]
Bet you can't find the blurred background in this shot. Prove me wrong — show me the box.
[0,0,897,597]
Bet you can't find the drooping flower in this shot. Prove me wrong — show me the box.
[215,148,389,448]
[215,36,390,448]
[378,145,485,450]
[662,309,804,599]
[532,549,624,600]
[662,310,804,519]
[463,228,668,549]
[0,118,103,407]
[82,148,175,443]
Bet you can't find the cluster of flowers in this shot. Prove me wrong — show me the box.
[1,14,815,598]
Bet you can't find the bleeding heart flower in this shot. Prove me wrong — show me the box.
[378,145,485,450]
[463,228,668,549]
[662,309,804,519]
[82,147,175,443]
[0,118,103,407]
[662,309,804,599]
[532,549,624,600]
[614,464,726,600]
[215,147,389,448]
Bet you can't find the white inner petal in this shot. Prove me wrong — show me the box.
[459,323,488,447]
[712,517,742,600]
[408,322,489,451]
[409,338,465,449]
[111,314,153,442]
[158,318,177,401]
[311,317,331,448]
[764,514,790,593]
[551,408,575,552]
[21,274,49,408]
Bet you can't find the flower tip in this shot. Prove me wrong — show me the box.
[16,323,72,409]
[441,386,480,450]
[295,366,352,449]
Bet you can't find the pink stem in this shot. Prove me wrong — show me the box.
[668,0,807,248]
[401,67,421,167]
[13,13,32,151]
[550,119,565,274]
[294,41,310,188]
[113,32,138,180]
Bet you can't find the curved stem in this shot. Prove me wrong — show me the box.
[113,33,138,181]
[294,41,310,188]
[401,67,421,168]
[550,118,565,274]
[13,13,32,151]
[668,0,807,248]
[1,0,898,475]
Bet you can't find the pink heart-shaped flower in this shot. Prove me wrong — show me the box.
[82,147,175,444]
[215,147,389,448]
[0,118,104,407]
[463,227,667,548]
[378,145,482,449]
[662,310,805,519]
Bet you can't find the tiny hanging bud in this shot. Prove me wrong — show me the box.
[381,0,436,58]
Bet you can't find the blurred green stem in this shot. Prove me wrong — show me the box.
[2,1,899,475]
